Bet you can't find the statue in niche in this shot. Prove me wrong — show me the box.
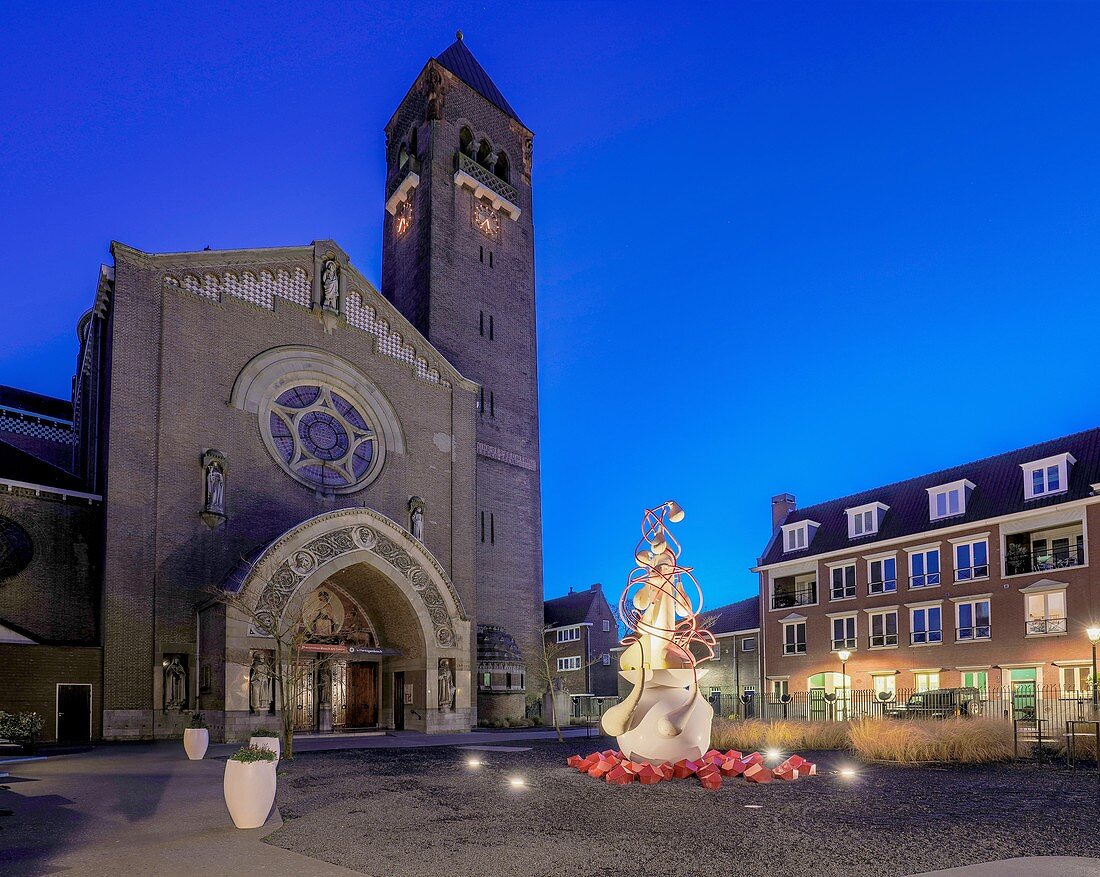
[318,664,332,707]
[249,652,273,713]
[484,150,498,171]
[523,138,533,175]
[164,656,187,711]
[321,259,339,311]
[465,137,480,158]
[410,504,424,542]
[304,588,343,638]
[438,658,456,711]
[205,463,224,515]
[426,66,445,121]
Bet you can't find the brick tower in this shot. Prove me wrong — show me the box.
[381,34,543,713]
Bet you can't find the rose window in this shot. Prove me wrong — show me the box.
[265,385,377,491]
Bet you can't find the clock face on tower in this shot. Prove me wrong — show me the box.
[395,198,413,236]
[472,200,501,241]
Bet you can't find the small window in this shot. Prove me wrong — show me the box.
[868,556,897,594]
[1021,453,1074,500]
[872,675,896,697]
[1025,590,1066,635]
[556,626,580,643]
[741,636,757,652]
[830,563,856,600]
[914,671,940,692]
[909,548,941,588]
[601,653,611,666]
[557,656,581,672]
[781,520,818,553]
[771,679,789,699]
[954,538,988,581]
[868,610,898,648]
[910,605,943,645]
[1062,666,1090,695]
[927,479,974,521]
[961,670,988,692]
[831,616,857,651]
[712,642,721,660]
[601,619,610,632]
[956,599,991,641]
[846,502,888,539]
[782,621,806,655]
[482,672,491,687]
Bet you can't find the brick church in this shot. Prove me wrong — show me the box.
[0,34,544,743]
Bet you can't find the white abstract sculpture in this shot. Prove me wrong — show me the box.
[601,501,715,765]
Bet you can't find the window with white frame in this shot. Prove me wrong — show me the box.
[1025,589,1067,636]
[601,653,611,666]
[914,671,940,692]
[909,547,941,588]
[868,556,897,594]
[712,642,722,660]
[927,479,974,522]
[602,619,611,632]
[831,615,857,651]
[954,538,989,581]
[556,626,580,643]
[771,679,789,699]
[872,674,896,698]
[846,502,888,539]
[741,636,757,652]
[830,563,856,600]
[557,656,581,671]
[782,520,818,553]
[1061,666,1092,695]
[1021,453,1075,500]
[782,620,806,655]
[868,609,898,648]
[956,598,991,641]
[910,604,943,644]
[961,670,988,692]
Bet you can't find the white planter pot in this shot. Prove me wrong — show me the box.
[223,759,277,829]
[183,728,209,761]
[249,735,281,763]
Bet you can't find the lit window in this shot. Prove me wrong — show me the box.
[961,670,988,692]
[908,548,940,588]
[846,503,888,539]
[741,636,757,652]
[914,671,940,692]
[1025,590,1066,635]
[910,605,942,645]
[830,563,856,600]
[868,610,898,648]
[1021,453,1075,500]
[956,599,991,641]
[872,675,896,697]
[868,556,897,594]
[831,615,857,651]
[782,620,806,655]
[771,679,789,699]
[556,627,580,643]
[781,520,818,553]
[927,479,975,521]
[1062,666,1091,696]
[954,539,989,581]
[557,656,581,671]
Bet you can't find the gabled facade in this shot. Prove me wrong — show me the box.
[756,427,1100,702]
[544,584,618,698]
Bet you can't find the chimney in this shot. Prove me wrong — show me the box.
[590,583,601,592]
[771,493,796,531]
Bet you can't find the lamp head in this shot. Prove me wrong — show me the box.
[1087,627,1100,645]
[837,649,851,663]
[666,500,685,523]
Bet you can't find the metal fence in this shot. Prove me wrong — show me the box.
[706,685,1100,727]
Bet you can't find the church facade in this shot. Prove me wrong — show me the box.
[0,36,544,742]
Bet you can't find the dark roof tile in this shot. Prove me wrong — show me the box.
[703,595,760,635]
[435,38,522,123]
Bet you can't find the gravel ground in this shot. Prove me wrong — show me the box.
[266,735,1100,877]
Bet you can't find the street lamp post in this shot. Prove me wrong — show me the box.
[1087,627,1100,715]
[837,648,852,721]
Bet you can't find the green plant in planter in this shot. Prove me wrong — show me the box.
[230,745,277,763]
[252,728,279,738]
[187,712,208,729]
[0,711,45,753]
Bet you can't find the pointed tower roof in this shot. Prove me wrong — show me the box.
[435,32,523,124]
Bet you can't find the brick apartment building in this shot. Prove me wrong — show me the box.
[544,584,618,699]
[0,35,546,742]
[699,596,762,714]
[756,428,1100,707]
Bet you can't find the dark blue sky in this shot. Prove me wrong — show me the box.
[2,2,1099,609]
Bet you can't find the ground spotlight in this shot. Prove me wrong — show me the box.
[466,758,482,768]
[839,767,857,779]
[509,776,526,788]
[766,748,781,760]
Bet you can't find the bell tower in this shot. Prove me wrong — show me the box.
[381,34,543,711]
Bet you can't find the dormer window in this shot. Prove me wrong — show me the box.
[846,502,888,539]
[781,520,819,553]
[1021,453,1075,501]
[927,479,975,522]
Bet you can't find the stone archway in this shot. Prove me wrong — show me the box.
[222,507,471,735]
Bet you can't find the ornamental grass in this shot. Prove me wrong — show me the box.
[711,718,847,752]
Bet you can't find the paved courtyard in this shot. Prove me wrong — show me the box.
[1,733,1098,877]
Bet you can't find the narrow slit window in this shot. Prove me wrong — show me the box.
[480,246,484,263]
[489,315,494,340]
[489,251,494,268]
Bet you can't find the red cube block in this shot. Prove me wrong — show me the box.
[719,758,746,777]
[742,751,764,766]
[785,754,806,769]
[588,759,613,779]
[606,764,636,785]
[744,763,773,784]
[773,766,799,781]
[671,759,697,779]
[637,763,663,785]
[567,755,583,768]
[697,765,722,790]
[803,762,817,776]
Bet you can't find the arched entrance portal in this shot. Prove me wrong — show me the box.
[221,507,471,736]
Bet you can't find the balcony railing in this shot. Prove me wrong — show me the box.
[456,151,519,204]
[909,572,940,588]
[831,637,857,651]
[783,642,807,655]
[956,625,992,641]
[869,633,899,648]
[955,564,989,581]
[868,579,897,594]
[911,630,943,645]
[1005,544,1085,576]
[1026,617,1068,636]
[772,588,816,610]
[830,585,856,600]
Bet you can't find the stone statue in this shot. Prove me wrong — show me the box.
[250,652,273,713]
[426,67,445,121]
[164,656,186,711]
[438,658,456,711]
[465,137,479,158]
[484,150,497,170]
[309,590,339,637]
[321,260,339,311]
[523,138,533,175]
[411,505,424,542]
[205,463,224,514]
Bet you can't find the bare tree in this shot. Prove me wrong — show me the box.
[529,629,602,743]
